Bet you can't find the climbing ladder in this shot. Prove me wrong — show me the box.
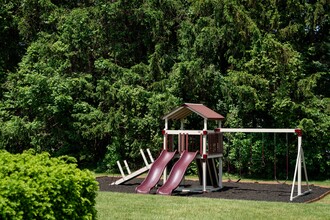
[111,149,154,185]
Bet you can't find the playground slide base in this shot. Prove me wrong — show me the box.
[157,150,198,195]
[135,150,176,194]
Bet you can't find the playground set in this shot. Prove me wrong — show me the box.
[111,103,311,201]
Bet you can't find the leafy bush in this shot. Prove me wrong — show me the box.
[0,150,98,220]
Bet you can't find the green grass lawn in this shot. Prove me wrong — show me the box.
[96,192,330,220]
[315,194,330,204]
[95,173,330,219]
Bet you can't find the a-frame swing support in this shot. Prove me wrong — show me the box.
[214,128,311,201]
[290,130,311,201]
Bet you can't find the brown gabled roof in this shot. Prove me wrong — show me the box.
[162,103,225,120]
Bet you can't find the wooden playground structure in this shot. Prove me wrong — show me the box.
[112,103,311,201]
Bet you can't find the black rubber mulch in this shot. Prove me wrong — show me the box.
[96,176,330,203]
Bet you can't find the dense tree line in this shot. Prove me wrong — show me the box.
[0,0,329,178]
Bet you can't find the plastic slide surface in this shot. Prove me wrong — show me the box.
[157,150,198,195]
[135,150,176,194]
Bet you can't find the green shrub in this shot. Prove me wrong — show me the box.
[0,150,98,220]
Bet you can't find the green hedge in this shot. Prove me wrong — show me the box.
[0,150,98,220]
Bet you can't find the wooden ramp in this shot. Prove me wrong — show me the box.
[111,166,151,185]
[110,149,154,185]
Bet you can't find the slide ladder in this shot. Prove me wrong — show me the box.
[111,149,154,185]
[157,150,198,195]
[135,150,176,194]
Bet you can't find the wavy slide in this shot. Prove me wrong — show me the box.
[157,150,198,195]
[135,150,176,194]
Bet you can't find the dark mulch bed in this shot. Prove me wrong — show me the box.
[97,176,330,203]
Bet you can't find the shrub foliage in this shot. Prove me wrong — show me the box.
[0,150,98,220]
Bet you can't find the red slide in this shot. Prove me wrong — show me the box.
[135,150,176,194]
[157,150,198,195]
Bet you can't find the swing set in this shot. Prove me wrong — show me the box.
[114,103,311,201]
[225,132,289,183]
[216,128,311,201]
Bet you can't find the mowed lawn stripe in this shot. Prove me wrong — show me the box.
[96,192,330,220]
